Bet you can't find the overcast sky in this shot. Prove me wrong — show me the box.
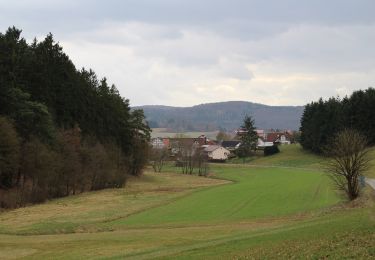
[1,0,375,107]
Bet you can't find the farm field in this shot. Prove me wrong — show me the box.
[232,144,375,177]
[0,145,375,259]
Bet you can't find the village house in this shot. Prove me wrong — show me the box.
[221,140,241,151]
[257,137,274,148]
[228,129,292,150]
[151,137,164,149]
[159,135,215,155]
[150,137,170,149]
[261,132,291,145]
[203,145,230,161]
[257,130,291,148]
[277,133,291,145]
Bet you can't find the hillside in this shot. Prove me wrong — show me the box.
[1,145,374,258]
[136,101,304,131]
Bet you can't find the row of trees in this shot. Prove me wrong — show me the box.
[300,88,375,153]
[300,89,374,200]
[178,146,209,176]
[149,141,209,176]
[0,27,150,208]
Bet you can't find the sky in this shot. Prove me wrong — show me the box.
[1,0,375,107]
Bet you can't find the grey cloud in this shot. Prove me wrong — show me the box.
[2,0,375,38]
[1,0,375,106]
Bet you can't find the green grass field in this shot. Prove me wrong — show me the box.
[0,145,374,259]
[114,167,339,227]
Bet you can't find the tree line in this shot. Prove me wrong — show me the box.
[300,88,375,153]
[0,27,150,208]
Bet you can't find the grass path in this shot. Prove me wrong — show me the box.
[366,178,375,190]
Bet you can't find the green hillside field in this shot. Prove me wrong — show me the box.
[0,145,374,259]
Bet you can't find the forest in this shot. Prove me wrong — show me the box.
[139,101,303,132]
[300,87,375,153]
[0,27,150,208]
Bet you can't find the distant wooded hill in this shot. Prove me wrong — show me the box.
[135,101,304,131]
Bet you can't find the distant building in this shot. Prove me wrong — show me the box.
[151,137,165,149]
[257,137,274,148]
[221,140,241,151]
[150,137,170,149]
[204,145,230,161]
[256,130,291,147]
[164,135,215,156]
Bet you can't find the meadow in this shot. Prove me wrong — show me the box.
[0,145,374,259]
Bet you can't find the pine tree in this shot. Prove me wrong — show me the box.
[237,115,258,158]
[0,27,152,207]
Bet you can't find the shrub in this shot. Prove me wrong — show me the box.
[264,145,280,156]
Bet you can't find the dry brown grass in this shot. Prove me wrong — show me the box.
[0,171,229,234]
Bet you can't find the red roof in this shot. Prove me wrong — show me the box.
[265,133,280,142]
[262,132,291,142]
[162,138,170,147]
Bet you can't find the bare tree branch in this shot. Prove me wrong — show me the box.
[324,129,370,200]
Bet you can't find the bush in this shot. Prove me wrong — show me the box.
[264,145,280,156]
[325,129,370,200]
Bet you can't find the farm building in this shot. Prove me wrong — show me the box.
[221,140,241,151]
[151,137,170,149]
[204,145,230,161]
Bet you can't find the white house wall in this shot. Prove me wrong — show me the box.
[209,147,230,161]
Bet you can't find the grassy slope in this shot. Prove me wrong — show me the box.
[227,144,324,168]
[0,172,229,235]
[160,205,375,260]
[250,144,325,168]
[231,144,375,177]
[0,145,374,259]
[115,167,339,227]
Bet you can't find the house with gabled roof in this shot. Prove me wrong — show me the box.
[167,135,216,156]
[221,140,241,151]
[257,131,291,147]
[203,145,230,161]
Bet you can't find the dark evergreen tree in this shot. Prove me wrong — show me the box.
[343,88,375,144]
[300,88,375,153]
[0,26,151,208]
[0,117,20,188]
[237,115,258,157]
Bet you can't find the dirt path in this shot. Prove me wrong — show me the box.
[366,178,375,190]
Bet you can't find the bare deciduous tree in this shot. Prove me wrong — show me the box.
[150,148,169,173]
[180,144,195,174]
[325,129,370,200]
[195,149,209,176]
[175,142,208,175]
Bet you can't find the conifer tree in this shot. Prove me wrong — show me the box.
[237,115,258,158]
